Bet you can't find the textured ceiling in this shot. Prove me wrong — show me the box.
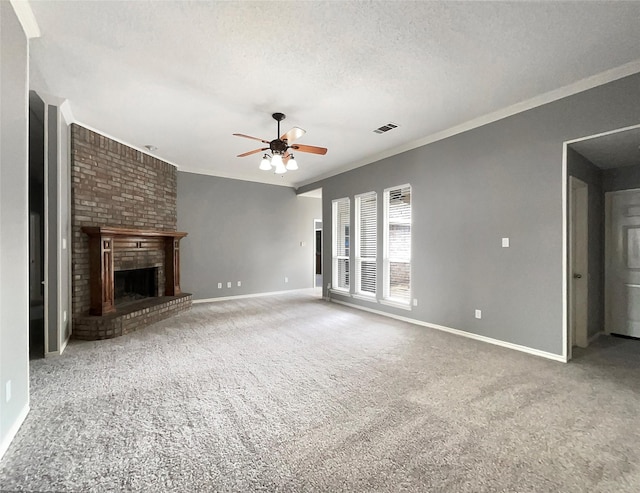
[28,1,640,188]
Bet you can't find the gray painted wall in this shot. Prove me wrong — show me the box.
[603,164,640,192]
[0,2,30,456]
[566,148,604,338]
[299,73,640,356]
[177,173,321,300]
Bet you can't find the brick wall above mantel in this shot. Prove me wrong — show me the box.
[71,124,178,318]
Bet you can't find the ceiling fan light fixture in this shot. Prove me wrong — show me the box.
[286,154,298,171]
[234,112,327,174]
[274,162,287,175]
[259,154,272,170]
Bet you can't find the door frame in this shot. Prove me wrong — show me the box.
[568,176,589,358]
[562,122,640,361]
[29,91,48,358]
[34,92,73,356]
[314,219,322,288]
[43,101,51,355]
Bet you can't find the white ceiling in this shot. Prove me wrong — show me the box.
[571,127,640,170]
[28,1,640,188]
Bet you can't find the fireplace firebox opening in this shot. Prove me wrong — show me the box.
[114,267,158,305]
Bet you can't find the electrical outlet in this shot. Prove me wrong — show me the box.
[413,299,418,307]
[284,277,288,283]
[300,241,306,247]
[6,380,11,403]
[237,281,241,287]
[475,309,482,319]
[227,282,231,288]
[217,283,222,289]
[502,237,510,248]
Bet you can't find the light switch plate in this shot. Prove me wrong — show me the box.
[475,309,482,319]
[502,237,510,248]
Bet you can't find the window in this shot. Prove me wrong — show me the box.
[332,198,350,291]
[384,185,411,305]
[355,192,377,297]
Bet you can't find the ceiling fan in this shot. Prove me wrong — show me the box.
[233,112,328,174]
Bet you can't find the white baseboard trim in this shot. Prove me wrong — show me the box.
[329,298,567,363]
[0,403,30,461]
[193,288,313,304]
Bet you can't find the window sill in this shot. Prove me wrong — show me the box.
[352,293,378,303]
[379,299,412,311]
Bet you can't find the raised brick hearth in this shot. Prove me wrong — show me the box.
[73,294,192,340]
[71,125,191,340]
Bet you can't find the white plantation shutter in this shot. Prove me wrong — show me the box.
[384,185,411,303]
[355,192,377,296]
[332,198,350,291]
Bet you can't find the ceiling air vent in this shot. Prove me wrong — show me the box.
[373,122,398,134]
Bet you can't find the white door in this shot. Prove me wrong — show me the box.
[607,189,640,338]
[569,177,589,349]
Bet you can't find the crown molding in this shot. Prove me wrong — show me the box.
[71,120,182,169]
[59,100,75,125]
[29,91,75,125]
[295,58,640,189]
[10,0,40,39]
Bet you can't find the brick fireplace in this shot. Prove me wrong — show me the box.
[71,125,191,340]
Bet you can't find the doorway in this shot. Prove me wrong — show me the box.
[568,176,588,356]
[29,92,45,359]
[314,219,322,288]
[565,123,640,360]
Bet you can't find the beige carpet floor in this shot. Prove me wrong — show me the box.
[1,290,639,492]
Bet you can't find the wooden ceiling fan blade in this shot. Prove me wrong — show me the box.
[281,127,306,143]
[237,147,268,157]
[290,144,328,155]
[233,133,270,144]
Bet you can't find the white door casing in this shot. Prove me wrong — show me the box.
[606,188,640,338]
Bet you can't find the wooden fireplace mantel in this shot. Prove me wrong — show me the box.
[82,226,188,239]
[82,226,188,316]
